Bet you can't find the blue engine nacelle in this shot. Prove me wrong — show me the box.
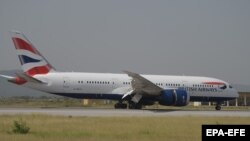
[159,89,190,106]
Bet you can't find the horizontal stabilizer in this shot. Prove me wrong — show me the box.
[0,74,15,80]
[16,73,46,84]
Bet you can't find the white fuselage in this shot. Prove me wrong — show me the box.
[5,31,239,109]
[24,72,238,102]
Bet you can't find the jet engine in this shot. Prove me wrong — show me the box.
[158,89,189,106]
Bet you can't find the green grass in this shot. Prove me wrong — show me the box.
[0,115,249,141]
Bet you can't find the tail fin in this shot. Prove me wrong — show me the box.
[11,31,55,76]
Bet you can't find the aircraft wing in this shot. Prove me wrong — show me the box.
[123,71,163,103]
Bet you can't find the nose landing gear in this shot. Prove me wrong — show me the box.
[215,102,221,110]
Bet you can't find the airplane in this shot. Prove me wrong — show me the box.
[0,31,239,110]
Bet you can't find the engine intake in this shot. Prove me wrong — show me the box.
[159,89,189,106]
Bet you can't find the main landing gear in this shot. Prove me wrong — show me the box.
[128,102,142,109]
[114,102,127,109]
[114,102,142,109]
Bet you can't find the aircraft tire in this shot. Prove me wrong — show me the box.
[215,105,221,111]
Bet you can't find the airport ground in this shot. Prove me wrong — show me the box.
[0,97,249,141]
[0,96,250,110]
[0,114,249,141]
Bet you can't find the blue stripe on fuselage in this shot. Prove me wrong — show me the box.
[190,96,236,102]
[52,93,123,100]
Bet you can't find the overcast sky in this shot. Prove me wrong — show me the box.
[0,0,249,85]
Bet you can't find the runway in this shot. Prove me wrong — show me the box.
[0,108,249,117]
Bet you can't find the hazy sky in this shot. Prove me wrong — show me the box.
[0,0,249,85]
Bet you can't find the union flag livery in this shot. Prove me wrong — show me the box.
[11,31,55,76]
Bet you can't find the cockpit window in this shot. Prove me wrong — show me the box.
[229,85,233,88]
[219,85,227,90]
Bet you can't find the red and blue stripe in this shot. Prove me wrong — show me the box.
[12,37,52,76]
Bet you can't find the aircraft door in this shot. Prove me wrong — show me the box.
[112,78,120,89]
[63,77,70,88]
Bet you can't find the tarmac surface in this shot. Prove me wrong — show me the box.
[0,108,249,117]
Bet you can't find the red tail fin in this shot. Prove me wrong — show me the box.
[11,31,55,76]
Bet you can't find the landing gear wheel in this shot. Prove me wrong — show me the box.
[215,105,221,111]
[215,101,222,111]
[114,103,127,109]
